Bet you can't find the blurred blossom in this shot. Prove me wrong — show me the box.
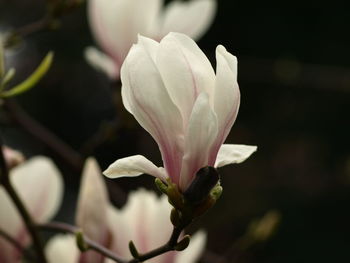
[2,146,25,169]
[0,157,63,263]
[246,210,281,243]
[46,158,206,263]
[85,0,217,79]
[104,33,257,192]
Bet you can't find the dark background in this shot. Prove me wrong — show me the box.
[0,0,350,262]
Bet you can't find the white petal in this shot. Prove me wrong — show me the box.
[13,157,64,223]
[46,235,79,263]
[179,93,218,191]
[88,0,161,66]
[157,32,216,125]
[159,0,217,40]
[0,157,63,257]
[121,40,184,181]
[103,155,167,181]
[107,189,172,257]
[76,158,109,246]
[175,231,207,263]
[209,45,240,164]
[84,46,118,79]
[214,144,257,168]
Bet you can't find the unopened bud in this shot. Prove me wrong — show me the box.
[174,235,191,251]
[167,183,184,210]
[155,178,168,194]
[184,166,220,205]
[128,240,139,259]
[247,210,281,242]
[2,146,25,169]
[76,231,88,252]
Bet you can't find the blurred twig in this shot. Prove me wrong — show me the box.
[0,228,35,260]
[39,222,128,263]
[3,99,84,173]
[0,138,47,263]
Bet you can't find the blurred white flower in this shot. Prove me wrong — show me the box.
[85,0,217,79]
[103,33,257,192]
[0,157,63,263]
[46,158,206,263]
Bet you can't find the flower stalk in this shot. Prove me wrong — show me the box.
[0,141,48,263]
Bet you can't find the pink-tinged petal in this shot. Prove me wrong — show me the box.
[179,93,218,191]
[88,0,162,70]
[175,231,207,263]
[209,45,240,165]
[88,0,124,68]
[10,157,63,224]
[76,158,109,263]
[156,32,216,126]
[46,234,79,263]
[103,155,167,182]
[214,144,257,168]
[120,39,184,182]
[0,157,63,262]
[84,47,119,79]
[107,190,173,258]
[159,0,217,41]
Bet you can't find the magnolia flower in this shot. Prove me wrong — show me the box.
[0,157,63,263]
[46,158,206,263]
[103,32,257,192]
[85,0,217,79]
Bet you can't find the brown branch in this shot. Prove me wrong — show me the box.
[38,222,128,263]
[0,139,47,263]
[4,99,84,173]
[0,228,35,260]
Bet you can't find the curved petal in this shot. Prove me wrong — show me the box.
[88,0,124,67]
[88,0,162,67]
[209,45,240,164]
[12,157,64,224]
[103,155,167,181]
[76,158,109,245]
[179,93,218,191]
[121,37,184,181]
[0,157,63,262]
[46,235,79,263]
[108,189,173,258]
[159,0,217,41]
[84,46,118,79]
[214,144,257,168]
[175,231,207,263]
[156,32,216,126]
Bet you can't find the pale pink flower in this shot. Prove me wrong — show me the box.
[46,158,206,263]
[85,0,217,79]
[103,33,257,192]
[0,157,63,263]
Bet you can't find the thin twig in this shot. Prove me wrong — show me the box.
[4,15,52,48]
[4,99,84,173]
[38,222,128,263]
[39,221,187,263]
[129,226,183,263]
[0,228,35,260]
[0,140,47,263]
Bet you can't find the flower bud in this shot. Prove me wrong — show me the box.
[184,166,220,205]
[174,235,191,251]
[128,240,139,259]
